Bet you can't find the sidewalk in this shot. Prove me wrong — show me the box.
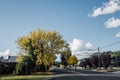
[111,71,120,74]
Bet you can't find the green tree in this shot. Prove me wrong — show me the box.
[16,28,70,72]
[61,46,71,66]
[113,51,120,67]
[16,55,33,75]
[113,51,120,57]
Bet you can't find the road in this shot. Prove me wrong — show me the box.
[47,67,120,80]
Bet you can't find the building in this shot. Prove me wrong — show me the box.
[0,56,18,74]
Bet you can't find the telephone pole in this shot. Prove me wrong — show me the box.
[98,47,100,70]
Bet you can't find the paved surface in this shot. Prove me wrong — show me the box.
[47,67,120,80]
[111,71,120,74]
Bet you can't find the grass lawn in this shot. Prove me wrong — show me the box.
[0,71,54,80]
[0,75,51,80]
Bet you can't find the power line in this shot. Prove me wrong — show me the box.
[96,41,120,69]
[100,41,120,49]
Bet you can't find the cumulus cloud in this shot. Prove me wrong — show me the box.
[116,31,120,37]
[104,17,120,28]
[69,39,96,59]
[0,49,10,59]
[89,0,120,17]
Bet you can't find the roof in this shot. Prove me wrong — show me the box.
[0,56,17,63]
[8,56,17,62]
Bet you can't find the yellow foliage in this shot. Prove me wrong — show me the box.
[16,28,70,67]
[67,55,78,65]
[16,53,24,62]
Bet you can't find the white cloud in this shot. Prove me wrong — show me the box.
[89,0,120,17]
[104,17,120,28]
[86,42,93,49]
[0,49,10,59]
[69,39,85,53]
[116,31,120,37]
[75,51,96,60]
[69,39,96,59]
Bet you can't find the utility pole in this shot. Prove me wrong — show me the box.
[0,61,2,75]
[98,47,100,70]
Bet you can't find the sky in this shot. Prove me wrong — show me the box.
[0,0,120,59]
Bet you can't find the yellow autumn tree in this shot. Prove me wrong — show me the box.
[67,55,78,66]
[16,28,71,72]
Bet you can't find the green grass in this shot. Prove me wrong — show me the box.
[0,75,51,80]
[31,72,54,75]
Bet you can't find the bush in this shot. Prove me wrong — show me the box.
[16,56,33,75]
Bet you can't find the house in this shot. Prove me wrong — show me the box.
[0,56,18,74]
[0,56,17,63]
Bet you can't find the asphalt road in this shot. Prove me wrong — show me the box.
[47,67,120,80]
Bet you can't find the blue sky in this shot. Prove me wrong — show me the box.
[0,0,120,59]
